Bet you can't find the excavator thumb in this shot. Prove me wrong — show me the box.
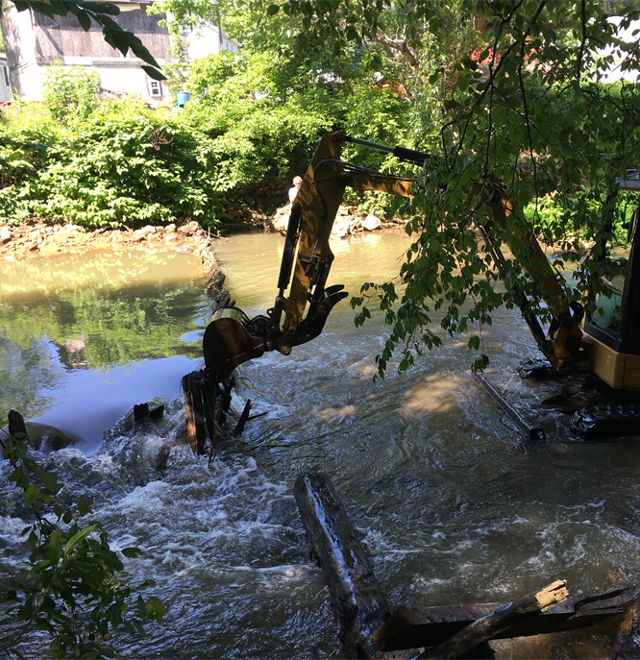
[203,316,266,381]
[282,285,349,349]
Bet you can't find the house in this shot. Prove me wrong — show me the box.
[0,53,11,102]
[185,23,240,60]
[0,0,240,104]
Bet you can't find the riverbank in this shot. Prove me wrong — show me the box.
[0,219,220,280]
[0,205,405,277]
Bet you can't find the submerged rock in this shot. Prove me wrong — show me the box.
[24,422,79,452]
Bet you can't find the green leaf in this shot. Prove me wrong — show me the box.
[24,484,40,507]
[266,4,280,15]
[40,473,63,492]
[49,528,63,562]
[9,466,23,484]
[146,596,165,622]
[64,524,97,556]
[121,547,143,558]
[468,335,480,351]
[76,10,91,31]
[141,65,166,81]
[23,457,38,473]
[91,2,120,16]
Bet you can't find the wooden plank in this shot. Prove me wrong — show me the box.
[294,472,389,659]
[233,399,252,437]
[418,580,569,659]
[182,370,207,455]
[475,372,545,440]
[373,586,638,653]
[202,376,218,445]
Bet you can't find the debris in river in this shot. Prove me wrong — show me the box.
[182,370,209,454]
[517,357,563,380]
[294,471,640,659]
[474,373,545,441]
[294,471,389,658]
[133,402,165,421]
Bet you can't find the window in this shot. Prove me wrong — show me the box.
[148,79,162,97]
[3,67,9,88]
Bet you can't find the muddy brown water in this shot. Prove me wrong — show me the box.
[2,231,640,658]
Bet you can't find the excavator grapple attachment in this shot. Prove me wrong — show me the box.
[203,315,266,381]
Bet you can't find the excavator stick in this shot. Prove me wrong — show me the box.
[201,132,424,387]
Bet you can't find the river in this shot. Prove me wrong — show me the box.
[2,231,640,658]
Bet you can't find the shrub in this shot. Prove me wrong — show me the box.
[26,99,224,229]
[42,64,101,122]
[0,430,164,658]
[0,50,415,230]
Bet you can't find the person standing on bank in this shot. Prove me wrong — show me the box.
[288,176,302,204]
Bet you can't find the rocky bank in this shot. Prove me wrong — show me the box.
[0,219,220,279]
[0,204,404,285]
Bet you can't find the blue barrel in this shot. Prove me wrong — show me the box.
[176,91,191,107]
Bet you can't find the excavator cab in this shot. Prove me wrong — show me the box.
[584,173,640,390]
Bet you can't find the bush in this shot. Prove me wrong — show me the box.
[0,51,415,230]
[42,64,101,122]
[0,430,164,658]
[5,99,224,229]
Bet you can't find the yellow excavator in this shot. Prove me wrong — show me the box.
[203,131,640,396]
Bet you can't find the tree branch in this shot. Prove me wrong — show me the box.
[371,33,420,71]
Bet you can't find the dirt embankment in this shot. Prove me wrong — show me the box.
[0,205,404,286]
[0,219,221,279]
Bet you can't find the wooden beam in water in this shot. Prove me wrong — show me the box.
[374,585,638,654]
[182,370,207,455]
[417,580,569,659]
[293,472,390,659]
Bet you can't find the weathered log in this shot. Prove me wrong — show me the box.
[294,472,389,659]
[416,580,569,659]
[375,585,638,652]
[182,370,207,455]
